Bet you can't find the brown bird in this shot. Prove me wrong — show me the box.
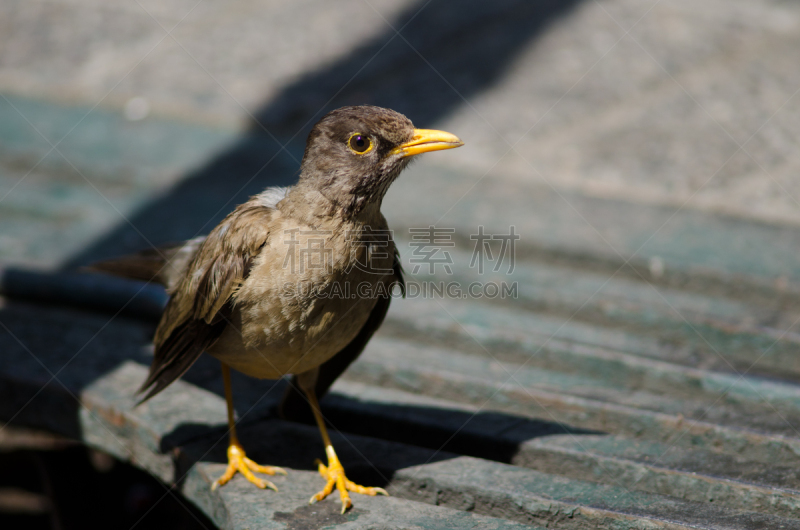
[91,106,463,512]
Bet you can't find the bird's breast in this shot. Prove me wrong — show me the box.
[207,217,395,379]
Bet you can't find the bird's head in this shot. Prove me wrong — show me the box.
[298,106,463,215]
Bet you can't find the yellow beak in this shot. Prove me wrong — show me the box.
[390,129,464,158]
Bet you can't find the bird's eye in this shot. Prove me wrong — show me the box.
[347,133,373,154]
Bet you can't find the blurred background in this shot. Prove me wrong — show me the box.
[2,1,800,529]
[3,0,799,269]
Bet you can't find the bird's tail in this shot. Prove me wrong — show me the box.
[86,237,206,290]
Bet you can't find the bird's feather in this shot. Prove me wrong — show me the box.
[278,248,405,421]
[139,199,276,402]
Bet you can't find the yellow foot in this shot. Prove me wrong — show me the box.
[308,445,388,514]
[211,443,287,491]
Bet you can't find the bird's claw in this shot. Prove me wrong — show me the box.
[211,443,286,492]
[308,446,388,514]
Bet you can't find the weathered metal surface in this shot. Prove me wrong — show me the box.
[4,0,800,527]
[4,93,800,526]
[3,289,800,528]
[0,309,537,528]
[393,458,800,530]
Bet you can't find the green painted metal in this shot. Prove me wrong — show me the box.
[3,92,800,528]
[394,457,800,529]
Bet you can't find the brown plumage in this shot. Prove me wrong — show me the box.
[90,105,462,512]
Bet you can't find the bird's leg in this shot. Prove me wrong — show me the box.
[211,363,286,491]
[303,385,387,513]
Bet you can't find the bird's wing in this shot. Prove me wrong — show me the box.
[138,202,275,402]
[278,248,405,421]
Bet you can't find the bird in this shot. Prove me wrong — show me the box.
[90,105,463,513]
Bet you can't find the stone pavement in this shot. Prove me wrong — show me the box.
[2,1,800,529]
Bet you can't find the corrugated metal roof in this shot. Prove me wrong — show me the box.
[3,0,800,525]
[2,94,800,528]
